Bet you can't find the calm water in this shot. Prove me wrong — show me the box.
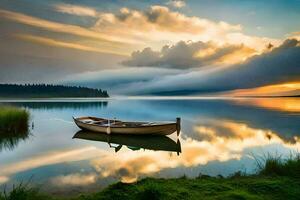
[0,98,300,194]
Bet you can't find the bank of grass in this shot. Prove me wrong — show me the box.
[1,155,300,200]
[0,106,29,134]
[0,106,30,151]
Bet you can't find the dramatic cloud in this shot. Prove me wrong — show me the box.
[123,40,256,68]
[54,3,97,17]
[94,5,241,35]
[98,39,300,95]
[92,5,278,51]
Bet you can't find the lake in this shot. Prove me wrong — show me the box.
[0,97,300,194]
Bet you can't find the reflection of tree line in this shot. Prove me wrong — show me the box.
[6,101,108,110]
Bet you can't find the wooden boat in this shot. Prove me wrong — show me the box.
[73,116,180,136]
[73,130,181,153]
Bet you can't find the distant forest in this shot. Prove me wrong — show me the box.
[0,84,109,98]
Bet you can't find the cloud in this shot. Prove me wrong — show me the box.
[0,9,140,45]
[223,82,300,97]
[122,40,257,68]
[54,3,97,17]
[65,67,181,93]
[92,5,279,52]
[14,34,128,56]
[166,0,186,8]
[94,5,240,36]
[116,39,300,95]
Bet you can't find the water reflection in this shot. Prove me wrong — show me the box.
[233,98,300,112]
[0,98,300,192]
[73,131,181,154]
[0,130,30,152]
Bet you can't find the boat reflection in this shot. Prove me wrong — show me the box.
[73,130,181,154]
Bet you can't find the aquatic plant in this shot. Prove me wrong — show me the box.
[0,106,30,151]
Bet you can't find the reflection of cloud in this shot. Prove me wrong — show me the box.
[2,120,300,185]
[51,173,96,186]
[0,147,101,178]
[89,120,300,183]
[232,98,300,112]
[123,41,256,68]
[0,176,9,184]
[54,3,97,17]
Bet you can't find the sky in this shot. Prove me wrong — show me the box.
[0,0,300,96]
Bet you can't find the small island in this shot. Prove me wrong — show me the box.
[0,84,109,98]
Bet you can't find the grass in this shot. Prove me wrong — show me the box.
[256,153,300,178]
[1,155,300,200]
[0,106,29,133]
[0,106,30,151]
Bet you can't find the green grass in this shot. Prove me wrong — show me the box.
[256,153,300,178]
[0,183,49,200]
[1,155,300,200]
[0,106,30,151]
[0,106,29,133]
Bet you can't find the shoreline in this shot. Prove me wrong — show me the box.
[1,175,300,200]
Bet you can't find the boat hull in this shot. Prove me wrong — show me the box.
[73,117,178,135]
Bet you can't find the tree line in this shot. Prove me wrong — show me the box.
[0,84,109,98]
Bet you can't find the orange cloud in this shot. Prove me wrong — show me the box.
[93,6,279,52]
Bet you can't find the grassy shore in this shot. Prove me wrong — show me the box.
[0,106,30,151]
[0,106,29,133]
[1,155,300,200]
